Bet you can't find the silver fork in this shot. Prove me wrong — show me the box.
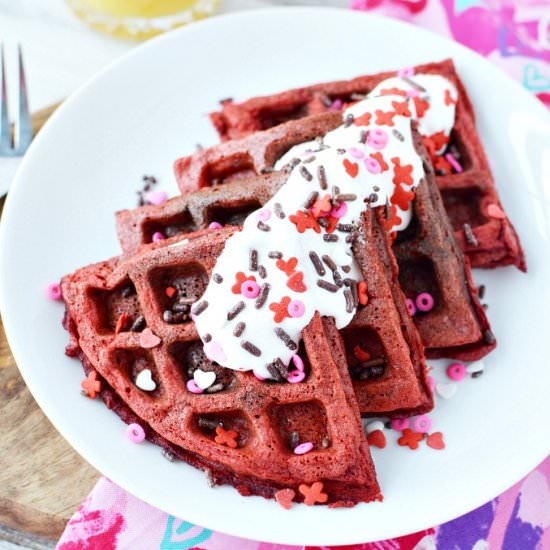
[0,44,32,157]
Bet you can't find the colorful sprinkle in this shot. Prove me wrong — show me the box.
[47,282,62,301]
[446,362,467,381]
[364,157,382,174]
[186,379,203,394]
[152,231,165,242]
[241,280,260,299]
[208,221,223,229]
[299,481,328,505]
[406,298,416,316]
[287,369,306,384]
[294,442,314,455]
[275,488,296,510]
[194,369,216,390]
[139,328,161,349]
[367,128,389,150]
[413,415,432,434]
[415,292,434,312]
[397,428,424,450]
[330,201,348,219]
[165,286,176,298]
[81,370,102,399]
[126,423,146,443]
[135,369,156,391]
[215,426,238,448]
[445,152,463,173]
[256,209,271,222]
[287,299,305,318]
[358,281,368,305]
[144,190,168,205]
[391,418,410,431]
[435,381,457,400]
[367,429,387,449]
[426,431,445,450]
[291,354,305,372]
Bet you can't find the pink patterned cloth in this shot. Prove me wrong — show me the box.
[57,1,550,548]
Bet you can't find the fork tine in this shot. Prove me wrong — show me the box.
[0,44,11,151]
[15,44,32,153]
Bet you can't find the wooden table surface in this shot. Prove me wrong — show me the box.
[0,195,99,546]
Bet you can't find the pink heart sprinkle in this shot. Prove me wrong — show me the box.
[487,204,506,220]
[256,209,272,222]
[331,202,348,219]
[144,190,168,206]
[139,328,161,349]
[203,340,226,364]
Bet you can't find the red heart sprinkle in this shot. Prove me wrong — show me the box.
[114,313,129,335]
[275,488,296,510]
[487,204,506,219]
[426,431,445,450]
[165,286,176,298]
[276,257,298,276]
[287,271,307,293]
[353,345,370,361]
[343,159,359,178]
[367,430,387,449]
[139,328,161,349]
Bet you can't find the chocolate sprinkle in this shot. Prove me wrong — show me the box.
[392,129,405,142]
[373,186,380,192]
[161,449,176,462]
[257,221,271,232]
[336,193,357,202]
[198,417,222,430]
[241,340,261,356]
[401,75,426,91]
[472,371,484,379]
[344,113,354,127]
[332,270,343,287]
[274,327,298,351]
[121,286,134,298]
[323,234,338,242]
[233,322,246,337]
[290,431,300,449]
[318,217,329,228]
[478,284,486,300]
[203,333,212,343]
[255,283,270,309]
[267,358,288,381]
[342,265,351,273]
[367,192,378,203]
[191,301,208,316]
[304,191,319,209]
[336,148,346,155]
[322,254,338,272]
[227,301,245,320]
[349,279,358,307]
[303,155,316,164]
[258,265,267,279]
[268,251,283,259]
[299,166,313,182]
[309,251,326,276]
[344,289,354,313]
[205,383,225,394]
[317,279,339,293]
[273,202,285,219]
[249,249,258,271]
[463,223,479,247]
[213,273,223,284]
[337,223,353,232]
[359,130,367,144]
[129,315,146,332]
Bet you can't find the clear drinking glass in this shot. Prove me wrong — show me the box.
[66,0,221,40]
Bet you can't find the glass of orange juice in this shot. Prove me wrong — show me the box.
[66,0,221,40]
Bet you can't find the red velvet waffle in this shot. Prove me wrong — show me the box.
[62,227,385,505]
[156,116,495,359]
[117,171,432,417]
[207,60,525,271]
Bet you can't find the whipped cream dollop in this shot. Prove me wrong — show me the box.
[192,73,457,379]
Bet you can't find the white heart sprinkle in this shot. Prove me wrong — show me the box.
[466,360,485,374]
[136,369,157,391]
[365,420,385,434]
[436,382,457,400]
[194,369,216,390]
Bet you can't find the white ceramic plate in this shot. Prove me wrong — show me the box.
[1,8,550,546]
